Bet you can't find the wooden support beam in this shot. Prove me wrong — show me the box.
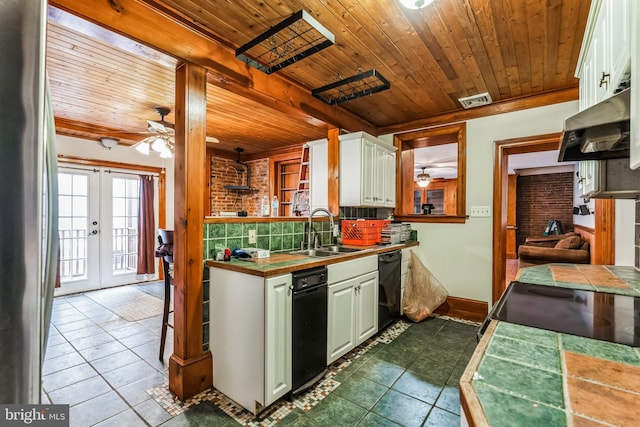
[169,61,212,400]
[327,129,340,215]
[49,0,376,135]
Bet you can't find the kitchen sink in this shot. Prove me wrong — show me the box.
[289,249,341,257]
[318,245,365,253]
[289,245,366,258]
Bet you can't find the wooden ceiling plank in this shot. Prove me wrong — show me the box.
[50,0,376,134]
[555,0,586,85]
[467,0,512,99]
[543,0,563,91]
[525,0,546,93]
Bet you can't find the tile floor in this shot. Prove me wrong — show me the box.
[44,282,479,426]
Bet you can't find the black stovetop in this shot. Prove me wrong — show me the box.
[487,281,640,347]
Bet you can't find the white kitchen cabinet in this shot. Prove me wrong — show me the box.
[209,269,292,414]
[576,0,630,109]
[264,274,293,406]
[308,138,328,211]
[577,160,602,198]
[339,132,397,207]
[327,255,378,364]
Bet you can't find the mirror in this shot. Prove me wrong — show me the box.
[394,123,466,222]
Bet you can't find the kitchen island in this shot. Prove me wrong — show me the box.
[460,264,640,426]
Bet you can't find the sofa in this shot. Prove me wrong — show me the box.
[517,232,590,269]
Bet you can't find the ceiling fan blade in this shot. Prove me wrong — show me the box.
[147,120,167,132]
[206,136,219,143]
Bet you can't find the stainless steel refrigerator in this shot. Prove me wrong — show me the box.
[0,0,59,404]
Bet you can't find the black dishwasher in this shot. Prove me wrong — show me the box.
[291,266,328,395]
[378,250,401,330]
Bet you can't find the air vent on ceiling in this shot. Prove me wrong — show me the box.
[458,92,492,109]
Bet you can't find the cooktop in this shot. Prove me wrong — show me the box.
[484,281,640,347]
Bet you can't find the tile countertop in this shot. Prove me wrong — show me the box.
[460,264,640,427]
[204,241,419,277]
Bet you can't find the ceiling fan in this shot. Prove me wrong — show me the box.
[130,107,219,158]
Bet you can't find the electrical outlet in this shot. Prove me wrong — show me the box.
[248,229,256,244]
[471,206,491,217]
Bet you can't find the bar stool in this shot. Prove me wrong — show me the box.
[156,229,174,362]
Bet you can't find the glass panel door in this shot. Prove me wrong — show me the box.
[56,166,158,295]
[56,167,100,294]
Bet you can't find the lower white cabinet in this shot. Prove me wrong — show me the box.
[327,257,379,364]
[210,268,292,414]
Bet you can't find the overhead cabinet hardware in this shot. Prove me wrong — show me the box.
[312,69,391,105]
[236,10,335,74]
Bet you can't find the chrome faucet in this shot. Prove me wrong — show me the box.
[308,208,334,250]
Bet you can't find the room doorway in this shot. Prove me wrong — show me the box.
[56,165,160,295]
[492,133,616,303]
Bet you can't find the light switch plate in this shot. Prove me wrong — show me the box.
[471,206,491,217]
[248,229,256,244]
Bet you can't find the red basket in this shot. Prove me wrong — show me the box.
[341,219,389,245]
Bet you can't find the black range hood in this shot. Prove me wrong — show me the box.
[558,88,631,162]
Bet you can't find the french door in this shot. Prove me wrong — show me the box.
[56,166,158,295]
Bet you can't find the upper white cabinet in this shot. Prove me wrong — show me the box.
[339,132,397,208]
[308,138,329,211]
[576,0,630,110]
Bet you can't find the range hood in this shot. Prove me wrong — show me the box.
[558,88,631,162]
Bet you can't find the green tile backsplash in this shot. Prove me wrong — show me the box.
[203,221,314,258]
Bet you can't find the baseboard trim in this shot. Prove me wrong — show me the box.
[434,296,488,323]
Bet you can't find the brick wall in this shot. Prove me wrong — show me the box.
[209,156,269,216]
[516,172,574,248]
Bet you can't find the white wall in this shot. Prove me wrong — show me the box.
[382,101,580,305]
[55,135,175,226]
[615,200,636,265]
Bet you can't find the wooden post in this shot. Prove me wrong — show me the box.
[327,128,340,215]
[169,61,213,400]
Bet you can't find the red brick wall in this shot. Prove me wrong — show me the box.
[209,156,269,216]
[516,172,574,248]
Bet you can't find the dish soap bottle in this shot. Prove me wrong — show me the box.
[271,195,279,217]
[261,194,270,217]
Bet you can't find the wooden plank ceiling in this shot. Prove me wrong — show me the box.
[48,0,589,156]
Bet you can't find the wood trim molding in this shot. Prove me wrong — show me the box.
[594,199,615,264]
[433,296,488,323]
[492,133,563,303]
[379,87,578,135]
[492,132,616,304]
[327,128,340,215]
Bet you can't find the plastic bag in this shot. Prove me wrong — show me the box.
[402,251,448,322]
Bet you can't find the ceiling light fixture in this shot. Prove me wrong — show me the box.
[417,167,431,187]
[132,133,174,158]
[98,136,119,149]
[399,0,434,9]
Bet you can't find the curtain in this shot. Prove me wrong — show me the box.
[137,175,156,274]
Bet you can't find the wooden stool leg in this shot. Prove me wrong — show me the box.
[159,259,172,361]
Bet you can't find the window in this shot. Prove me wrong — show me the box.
[394,123,466,223]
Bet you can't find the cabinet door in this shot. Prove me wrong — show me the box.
[265,274,292,406]
[382,149,396,207]
[609,0,630,90]
[361,139,377,205]
[327,279,356,364]
[593,0,611,103]
[355,271,379,345]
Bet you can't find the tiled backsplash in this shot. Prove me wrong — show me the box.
[202,220,335,259]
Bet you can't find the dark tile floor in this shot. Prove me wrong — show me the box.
[44,283,479,426]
